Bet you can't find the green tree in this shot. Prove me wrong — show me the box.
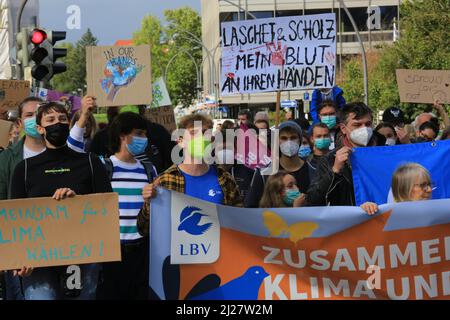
[163,7,202,108]
[133,15,166,80]
[132,7,202,107]
[341,0,450,122]
[52,28,98,93]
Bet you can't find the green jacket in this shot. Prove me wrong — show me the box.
[0,137,24,200]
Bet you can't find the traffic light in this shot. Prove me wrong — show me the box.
[29,28,67,82]
[16,27,31,68]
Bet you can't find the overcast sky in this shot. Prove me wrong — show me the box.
[39,0,201,45]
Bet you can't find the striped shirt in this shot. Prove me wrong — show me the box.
[110,156,149,243]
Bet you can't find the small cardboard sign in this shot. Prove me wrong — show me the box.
[0,80,31,112]
[145,105,176,133]
[0,193,121,271]
[396,69,450,104]
[86,45,152,107]
[0,119,13,149]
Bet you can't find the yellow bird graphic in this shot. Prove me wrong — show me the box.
[263,211,318,245]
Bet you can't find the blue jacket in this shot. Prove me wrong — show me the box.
[310,86,346,124]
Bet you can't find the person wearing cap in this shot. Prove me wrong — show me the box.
[382,107,411,144]
[278,120,310,194]
[310,86,346,124]
[306,102,378,206]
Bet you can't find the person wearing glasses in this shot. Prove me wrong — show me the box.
[361,163,434,215]
[8,102,112,300]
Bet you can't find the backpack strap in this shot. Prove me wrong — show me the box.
[102,157,114,181]
[140,161,157,183]
[24,158,28,196]
[88,152,96,193]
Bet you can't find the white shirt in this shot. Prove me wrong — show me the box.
[23,144,45,159]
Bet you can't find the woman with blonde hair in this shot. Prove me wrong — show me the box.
[361,162,433,215]
[391,162,433,202]
[259,171,306,208]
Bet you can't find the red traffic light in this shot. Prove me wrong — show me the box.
[30,29,47,45]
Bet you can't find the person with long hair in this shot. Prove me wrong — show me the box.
[361,163,433,215]
[259,171,306,208]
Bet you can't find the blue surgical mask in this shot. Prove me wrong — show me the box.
[298,145,311,158]
[24,117,41,139]
[321,115,337,129]
[127,136,148,156]
[284,189,301,206]
[315,138,331,150]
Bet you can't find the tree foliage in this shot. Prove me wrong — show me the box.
[341,0,450,122]
[133,7,202,107]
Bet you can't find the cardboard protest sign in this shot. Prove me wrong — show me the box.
[0,193,121,271]
[396,69,450,104]
[0,80,31,111]
[150,77,172,108]
[86,45,152,107]
[145,105,176,133]
[0,119,13,148]
[221,13,336,95]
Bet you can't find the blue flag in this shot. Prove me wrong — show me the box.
[351,140,450,205]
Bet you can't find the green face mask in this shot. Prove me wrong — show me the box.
[187,136,211,160]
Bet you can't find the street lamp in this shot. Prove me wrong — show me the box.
[172,30,220,117]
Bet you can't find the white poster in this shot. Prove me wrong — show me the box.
[170,192,220,264]
[221,13,337,95]
[151,77,172,108]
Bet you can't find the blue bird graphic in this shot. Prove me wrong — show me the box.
[190,266,269,300]
[178,207,213,236]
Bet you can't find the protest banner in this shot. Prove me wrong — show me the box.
[221,13,336,95]
[36,88,82,114]
[150,77,172,108]
[0,193,121,271]
[145,105,177,133]
[351,140,450,206]
[86,45,152,107]
[396,69,450,104]
[150,189,450,300]
[0,119,13,148]
[0,80,31,111]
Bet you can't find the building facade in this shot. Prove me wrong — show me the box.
[200,0,401,117]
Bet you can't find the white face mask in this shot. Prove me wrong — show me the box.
[349,127,373,146]
[216,149,235,165]
[280,141,300,157]
[386,138,396,146]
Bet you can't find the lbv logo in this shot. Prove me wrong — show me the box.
[178,206,213,256]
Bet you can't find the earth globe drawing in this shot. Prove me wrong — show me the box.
[100,57,144,101]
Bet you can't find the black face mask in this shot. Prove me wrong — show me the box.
[44,122,70,147]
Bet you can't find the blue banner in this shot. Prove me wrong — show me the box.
[351,140,450,206]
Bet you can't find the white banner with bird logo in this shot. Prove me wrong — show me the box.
[151,188,450,300]
[170,192,220,264]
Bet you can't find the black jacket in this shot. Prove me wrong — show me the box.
[306,147,355,206]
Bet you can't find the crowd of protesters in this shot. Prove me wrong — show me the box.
[0,84,449,300]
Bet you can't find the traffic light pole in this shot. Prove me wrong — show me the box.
[15,0,29,80]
